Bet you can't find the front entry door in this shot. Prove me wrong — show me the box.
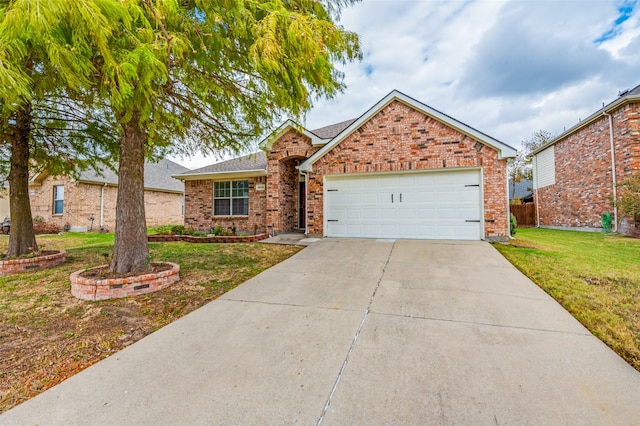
[298,180,306,229]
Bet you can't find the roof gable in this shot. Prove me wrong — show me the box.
[299,90,516,171]
[260,120,326,150]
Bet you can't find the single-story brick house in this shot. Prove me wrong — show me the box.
[29,159,189,231]
[532,84,639,235]
[175,91,517,240]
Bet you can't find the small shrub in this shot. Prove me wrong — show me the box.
[32,215,45,224]
[510,213,518,237]
[34,222,61,235]
[149,225,174,235]
[170,225,197,236]
[170,225,187,235]
[210,225,233,236]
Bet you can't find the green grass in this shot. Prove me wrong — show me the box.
[493,228,640,370]
[0,232,302,412]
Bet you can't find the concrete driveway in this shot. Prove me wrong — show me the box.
[3,239,640,425]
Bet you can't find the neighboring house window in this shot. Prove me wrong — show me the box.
[214,180,248,216]
[53,185,64,214]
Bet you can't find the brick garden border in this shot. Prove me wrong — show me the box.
[0,250,66,276]
[147,233,269,243]
[70,262,180,301]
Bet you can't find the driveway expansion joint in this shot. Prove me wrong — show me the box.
[316,241,396,425]
[220,298,362,312]
[368,311,592,336]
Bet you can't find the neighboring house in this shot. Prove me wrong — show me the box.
[532,84,640,234]
[509,179,533,204]
[175,91,516,241]
[29,159,189,230]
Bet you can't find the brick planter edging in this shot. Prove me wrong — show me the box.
[147,233,269,243]
[0,250,66,276]
[70,262,180,301]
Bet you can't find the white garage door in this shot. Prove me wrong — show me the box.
[324,169,482,240]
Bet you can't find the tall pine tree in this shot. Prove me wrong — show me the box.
[0,0,124,257]
[98,0,361,273]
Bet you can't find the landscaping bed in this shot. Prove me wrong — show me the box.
[0,250,66,276]
[494,228,640,371]
[148,233,268,243]
[71,262,180,301]
[0,233,302,413]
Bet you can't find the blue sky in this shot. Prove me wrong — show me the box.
[177,0,640,168]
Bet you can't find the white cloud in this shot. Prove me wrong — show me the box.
[174,0,640,168]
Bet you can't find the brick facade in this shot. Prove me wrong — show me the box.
[536,102,639,233]
[29,176,184,230]
[304,101,508,238]
[266,130,321,234]
[183,98,512,239]
[184,176,267,234]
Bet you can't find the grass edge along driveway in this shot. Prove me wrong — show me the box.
[493,228,640,372]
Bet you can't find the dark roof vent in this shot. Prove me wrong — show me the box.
[618,89,630,97]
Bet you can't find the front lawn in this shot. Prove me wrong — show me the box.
[0,233,301,413]
[494,228,640,371]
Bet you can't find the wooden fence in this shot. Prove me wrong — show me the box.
[510,204,536,227]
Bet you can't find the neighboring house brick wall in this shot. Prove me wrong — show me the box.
[537,102,639,232]
[30,176,183,229]
[144,190,184,226]
[184,177,267,234]
[306,101,509,238]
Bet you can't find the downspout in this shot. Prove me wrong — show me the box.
[603,107,618,232]
[505,167,514,239]
[534,155,540,227]
[100,183,107,228]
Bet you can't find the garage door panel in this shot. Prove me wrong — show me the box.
[379,207,397,220]
[397,208,416,220]
[325,170,482,240]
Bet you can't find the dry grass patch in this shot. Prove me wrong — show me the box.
[494,228,640,371]
[0,233,301,412]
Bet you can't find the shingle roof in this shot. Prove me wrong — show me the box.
[509,179,533,200]
[177,120,355,177]
[78,158,189,193]
[187,152,267,174]
[310,119,357,139]
[619,83,640,97]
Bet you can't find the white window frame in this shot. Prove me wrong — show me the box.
[53,185,64,215]
[213,180,249,216]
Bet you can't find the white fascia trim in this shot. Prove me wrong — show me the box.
[172,169,266,181]
[259,119,325,151]
[300,90,516,172]
[79,179,183,194]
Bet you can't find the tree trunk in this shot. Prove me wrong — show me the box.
[109,110,149,273]
[6,105,38,258]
